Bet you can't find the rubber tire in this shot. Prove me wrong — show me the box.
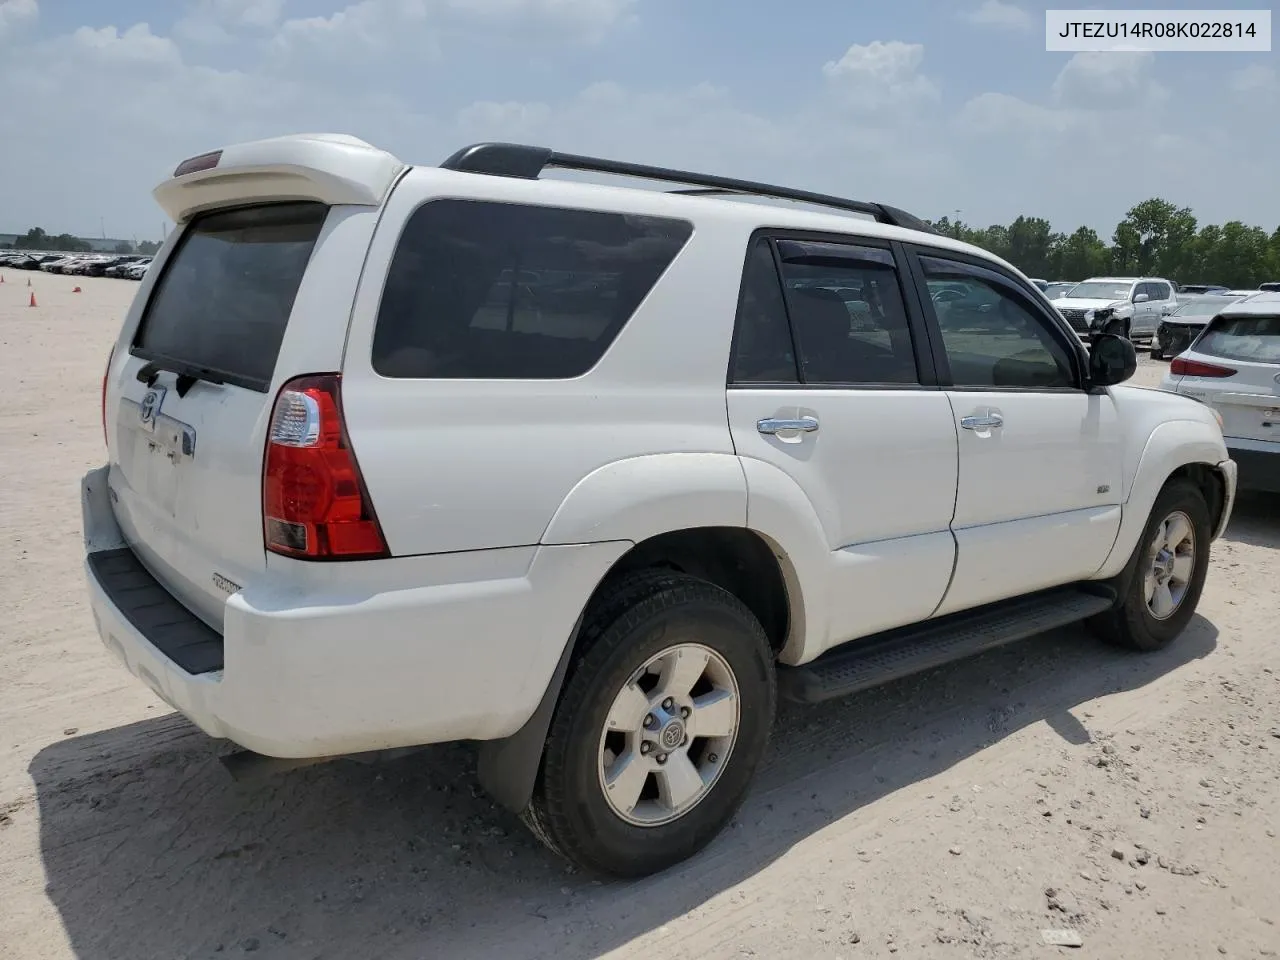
[1150,348,1163,360]
[523,570,776,878]
[1088,479,1211,652]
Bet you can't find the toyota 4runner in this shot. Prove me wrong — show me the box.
[83,134,1237,878]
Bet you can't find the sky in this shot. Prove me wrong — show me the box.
[0,0,1275,243]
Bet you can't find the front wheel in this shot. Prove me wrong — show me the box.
[1089,479,1211,651]
[524,571,776,878]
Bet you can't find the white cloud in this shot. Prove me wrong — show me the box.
[822,40,939,112]
[0,0,37,41]
[1230,63,1277,95]
[175,0,286,44]
[1050,51,1166,109]
[963,0,1031,31]
[70,24,182,67]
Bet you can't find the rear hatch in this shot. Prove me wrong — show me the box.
[107,202,334,629]
[1188,312,1280,442]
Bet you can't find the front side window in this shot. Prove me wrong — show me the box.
[372,200,693,379]
[921,255,1076,390]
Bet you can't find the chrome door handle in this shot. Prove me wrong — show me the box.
[960,413,1004,430]
[757,416,819,435]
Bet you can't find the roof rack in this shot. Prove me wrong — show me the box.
[439,142,936,235]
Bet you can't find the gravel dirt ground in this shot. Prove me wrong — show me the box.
[1,270,1278,960]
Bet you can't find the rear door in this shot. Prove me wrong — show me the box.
[726,235,959,652]
[106,201,373,629]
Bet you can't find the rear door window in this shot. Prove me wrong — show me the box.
[132,202,327,392]
[1196,315,1280,363]
[372,200,693,379]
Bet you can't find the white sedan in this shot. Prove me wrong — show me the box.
[1160,292,1280,493]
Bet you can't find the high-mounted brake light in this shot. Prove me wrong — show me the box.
[263,374,388,560]
[1170,357,1237,378]
[173,150,223,178]
[101,345,115,447]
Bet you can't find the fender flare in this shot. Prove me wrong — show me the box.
[480,453,833,812]
[1095,419,1229,580]
[540,453,748,545]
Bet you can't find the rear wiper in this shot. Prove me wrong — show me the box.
[136,359,226,397]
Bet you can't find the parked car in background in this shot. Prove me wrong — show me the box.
[1051,276,1178,339]
[1179,284,1229,295]
[41,256,77,273]
[123,259,151,280]
[1041,281,1076,301]
[1151,294,1249,360]
[82,256,139,278]
[1030,278,1049,290]
[1259,282,1280,293]
[1160,292,1280,493]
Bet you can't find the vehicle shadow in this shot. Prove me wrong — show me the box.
[31,616,1218,960]
[1222,491,1280,549]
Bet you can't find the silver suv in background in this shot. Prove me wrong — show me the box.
[1051,277,1178,340]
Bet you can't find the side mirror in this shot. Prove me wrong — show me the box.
[1088,333,1137,386]
[1133,293,1150,303]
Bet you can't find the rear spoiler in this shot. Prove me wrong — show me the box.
[153,133,407,224]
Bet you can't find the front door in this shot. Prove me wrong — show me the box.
[908,249,1125,616]
[726,237,958,655]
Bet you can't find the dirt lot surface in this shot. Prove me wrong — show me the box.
[2,271,1278,960]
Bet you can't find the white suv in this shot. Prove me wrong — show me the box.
[1159,292,1280,494]
[83,134,1238,878]
[1053,276,1178,340]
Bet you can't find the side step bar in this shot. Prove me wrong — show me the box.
[777,586,1116,704]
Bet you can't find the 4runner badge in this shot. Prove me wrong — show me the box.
[139,386,167,432]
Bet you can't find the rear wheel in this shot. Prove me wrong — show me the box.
[524,571,776,878]
[1089,479,1211,651]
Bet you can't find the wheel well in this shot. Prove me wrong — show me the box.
[594,528,791,654]
[1167,463,1225,532]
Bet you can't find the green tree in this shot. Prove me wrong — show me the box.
[1052,226,1110,280]
[1006,216,1054,278]
[113,241,135,254]
[136,240,161,256]
[1112,198,1197,279]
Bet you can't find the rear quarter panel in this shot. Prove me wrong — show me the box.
[338,168,751,557]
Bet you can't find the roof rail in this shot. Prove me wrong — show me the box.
[439,142,936,235]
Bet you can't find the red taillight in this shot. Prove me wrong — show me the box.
[1170,357,1237,378]
[101,345,115,447]
[262,374,388,560]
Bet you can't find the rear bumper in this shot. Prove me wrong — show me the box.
[1227,439,1280,494]
[81,466,628,759]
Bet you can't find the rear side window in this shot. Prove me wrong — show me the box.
[1196,315,1280,363]
[372,200,693,379]
[133,202,327,392]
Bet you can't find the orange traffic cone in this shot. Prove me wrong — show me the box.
[73,286,82,293]
[29,291,37,307]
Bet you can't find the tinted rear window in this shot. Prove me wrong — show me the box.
[133,202,327,392]
[372,199,693,379]
[1196,315,1280,363]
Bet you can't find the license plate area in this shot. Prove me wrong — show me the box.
[119,397,197,517]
